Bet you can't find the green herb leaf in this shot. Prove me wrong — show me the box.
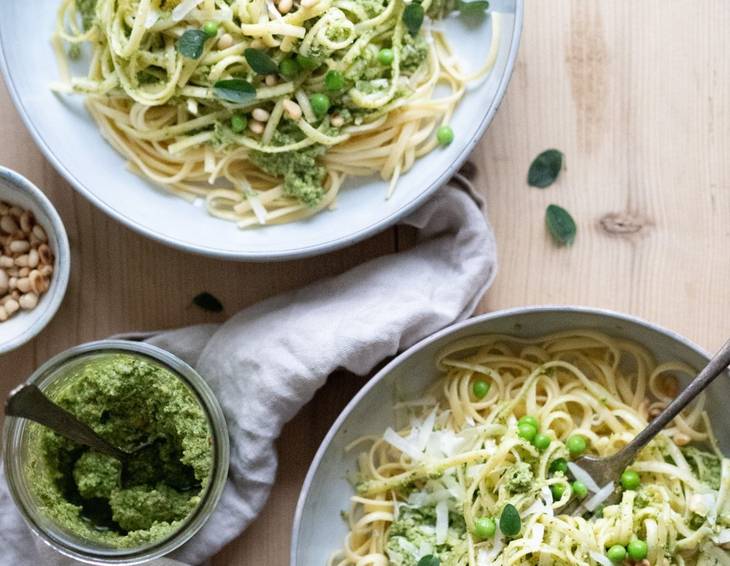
[545,204,577,246]
[192,292,224,313]
[213,79,257,104]
[176,29,208,60]
[417,556,440,566]
[499,503,521,537]
[528,149,563,188]
[245,48,279,75]
[403,2,425,35]
[458,0,489,17]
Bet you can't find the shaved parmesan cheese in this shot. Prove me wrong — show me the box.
[145,9,160,28]
[584,482,614,512]
[567,462,601,493]
[435,500,448,544]
[384,428,422,461]
[541,486,554,508]
[713,528,730,545]
[172,0,200,21]
[416,409,437,451]
[528,523,544,550]
[477,535,504,565]
[689,492,717,518]
[589,551,614,566]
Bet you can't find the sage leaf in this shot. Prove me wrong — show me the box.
[499,503,521,537]
[245,48,280,75]
[545,204,577,246]
[176,29,208,60]
[403,2,425,35]
[193,292,224,313]
[528,149,563,188]
[458,0,489,17]
[213,79,257,104]
[417,556,440,566]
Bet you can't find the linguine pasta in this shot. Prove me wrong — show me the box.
[333,331,730,565]
[52,0,499,228]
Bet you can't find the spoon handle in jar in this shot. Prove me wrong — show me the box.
[5,383,128,461]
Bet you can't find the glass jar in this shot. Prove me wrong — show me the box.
[3,340,230,565]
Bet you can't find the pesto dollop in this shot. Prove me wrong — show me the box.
[27,354,213,548]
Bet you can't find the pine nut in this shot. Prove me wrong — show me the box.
[301,0,318,7]
[16,278,31,294]
[265,74,278,87]
[0,215,18,234]
[40,265,53,277]
[217,33,234,50]
[0,255,12,268]
[250,39,265,49]
[18,267,29,277]
[8,277,16,289]
[252,108,270,122]
[19,212,33,233]
[38,244,53,265]
[32,224,47,242]
[8,206,22,217]
[0,202,8,215]
[331,114,345,127]
[19,293,38,310]
[0,306,7,322]
[9,240,30,254]
[28,248,39,268]
[0,270,7,295]
[5,298,19,315]
[29,270,47,294]
[14,254,29,267]
[674,433,691,446]
[249,120,265,134]
[282,99,302,120]
[278,0,293,13]
[661,375,679,397]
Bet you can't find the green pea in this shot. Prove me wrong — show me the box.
[436,125,454,146]
[517,422,537,442]
[549,458,568,475]
[606,545,626,563]
[620,469,640,490]
[279,58,300,79]
[231,115,247,133]
[518,415,539,429]
[472,379,490,399]
[532,433,551,451]
[325,70,345,91]
[296,54,318,70]
[627,539,648,560]
[473,516,496,539]
[566,434,588,457]
[550,483,566,500]
[309,93,331,117]
[202,21,219,37]
[377,48,395,65]
[571,481,588,498]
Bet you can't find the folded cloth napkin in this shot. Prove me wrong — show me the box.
[0,173,497,566]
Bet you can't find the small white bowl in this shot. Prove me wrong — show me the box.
[0,167,70,354]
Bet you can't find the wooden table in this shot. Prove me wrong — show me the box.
[1,1,728,564]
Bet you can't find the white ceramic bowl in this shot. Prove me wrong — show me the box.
[0,167,70,354]
[291,306,730,565]
[0,1,522,261]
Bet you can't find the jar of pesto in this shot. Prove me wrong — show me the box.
[3,341,229,564]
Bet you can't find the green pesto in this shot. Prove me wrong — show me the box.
[76,0,97,31]
[505,461,534,493]
[386,506,467,565]
[249,131,327,207]
[28,354,213,548]
[682,446,722,490]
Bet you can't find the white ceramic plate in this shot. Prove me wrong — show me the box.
[291,306,730,564]
[0,1,522,261]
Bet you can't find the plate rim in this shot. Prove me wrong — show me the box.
[0,2,523,262]
[289,304,713,564]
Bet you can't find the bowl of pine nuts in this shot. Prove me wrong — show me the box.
[0,167,69,354]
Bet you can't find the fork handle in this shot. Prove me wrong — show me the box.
[612,338,730,470]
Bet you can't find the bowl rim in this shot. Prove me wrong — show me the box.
[0,166,70,354]
[0,3,523,262]
[289,304,713,564]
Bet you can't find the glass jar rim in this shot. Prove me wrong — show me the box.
[3,340,230,565]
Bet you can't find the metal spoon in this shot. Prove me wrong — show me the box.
[4,383,151,463]
[564,338,730,515]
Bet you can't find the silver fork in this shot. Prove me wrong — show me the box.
[562,338,730,516]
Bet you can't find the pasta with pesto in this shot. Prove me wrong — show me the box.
[52,0,499,228]
[333,331,730,565]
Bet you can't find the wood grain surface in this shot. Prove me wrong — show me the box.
[0,1,728,564]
